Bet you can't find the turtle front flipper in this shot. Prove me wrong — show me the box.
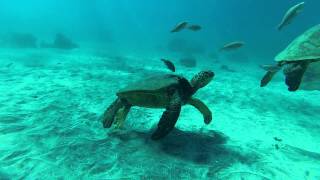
[261,71,278,87]
[284,62,310,91]
[188,98,212,124]
[260,64,281,87]
[151,91,181,140]
[102,98,125,128]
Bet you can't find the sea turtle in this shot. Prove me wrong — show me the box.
[102,70,214,140]
[261,24,320,91]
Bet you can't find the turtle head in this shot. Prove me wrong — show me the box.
[190,70,214,92]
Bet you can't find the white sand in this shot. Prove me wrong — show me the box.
[0,48,319,179]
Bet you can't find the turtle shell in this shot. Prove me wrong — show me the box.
[117,74,186,108]
[275,24,320,62]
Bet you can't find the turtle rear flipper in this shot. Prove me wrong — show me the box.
[188,98,212,124]
[284,62,310,91]
[102,98,125,128]
[151,92,181,140]
[114,105,131,128]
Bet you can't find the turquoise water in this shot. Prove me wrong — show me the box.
[0,1,319,179]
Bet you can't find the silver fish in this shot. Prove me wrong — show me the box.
[220,41,244,51]
[277,2,305,31]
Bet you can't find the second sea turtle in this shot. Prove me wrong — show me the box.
[261,24,320,91]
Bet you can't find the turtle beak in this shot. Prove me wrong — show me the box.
[202,70,214,81]
[203,70,214,85]
[206,70,215,79]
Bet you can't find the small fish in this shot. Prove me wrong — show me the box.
[273,137,282,142]
[171,22,188,33]
[220,65,236,73]
[220,41,244,51]
[161,59,175,72]
[277,2,305,31]
[187,24,202,31]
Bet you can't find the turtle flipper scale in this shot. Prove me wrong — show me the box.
[151,91,181,140]
[188,98,212,124]
[102,98,124,128]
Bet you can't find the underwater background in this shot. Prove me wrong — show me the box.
[0,0,319,179]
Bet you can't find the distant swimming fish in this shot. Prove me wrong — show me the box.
[220,41,244,51]
[161,59,175,72]
[274,137,282,142]
[171,22,188,33]
[220,64,236,72]
[187,24,202,31]
[6,63,13,68]
[277,2,305,31]
[41,33,78,50]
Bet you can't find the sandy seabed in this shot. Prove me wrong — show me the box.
[0,48,319,180]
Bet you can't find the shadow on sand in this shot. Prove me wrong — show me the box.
[108,128,260,168]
